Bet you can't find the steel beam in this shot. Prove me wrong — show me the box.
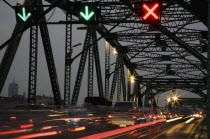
[121,61,126,101]
[120,0,207,68]
[127,69,131,101]
[207,0,210,133]
[88,30,94,97]
[110,55,119,100]
[117,55,122,101]
[105,41,110,98]
[28,26,38,104]
[0,24,23,95]
[38,1,61,106]
[71,29,90,105]
[176,0,207,26]
[92,30,104,97]
[64,13,72,107]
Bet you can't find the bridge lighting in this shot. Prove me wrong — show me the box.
[113,48,118,55]
[173,96,178,101]
[141,2,162,24]
[167,98,171,102]
[130,76,135,83]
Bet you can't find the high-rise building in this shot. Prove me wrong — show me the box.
[8,80,18,97]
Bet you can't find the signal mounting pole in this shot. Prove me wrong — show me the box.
[207,0,210,136]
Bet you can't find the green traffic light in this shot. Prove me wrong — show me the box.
[80,6,94,21]
[17,7,31,22]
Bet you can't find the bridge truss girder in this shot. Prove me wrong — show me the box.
[0,0,207,106]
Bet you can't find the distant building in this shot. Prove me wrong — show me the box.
[8,80,18,97]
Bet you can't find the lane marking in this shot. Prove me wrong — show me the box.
[152,130,167,139]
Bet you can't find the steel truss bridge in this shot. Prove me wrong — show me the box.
[0,0,208,107]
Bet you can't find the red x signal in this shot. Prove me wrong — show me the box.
[141,2,162,24]
[143,4,159,20]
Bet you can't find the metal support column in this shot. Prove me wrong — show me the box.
[38,1,61,106]
[110,55,120,100]
[0,25,23,95]
[92,30,104,97]
[64,13,72,107]
[121,62,126,101]
[207,0,210,136]
[28,25,38,104]
[88,29,94,97]
[127,69,131,101]
[137,86,142,107]
[105,41,110,98]
[133,80,140,105]
[71,29,90,105]
[144,88,150,107]
[117,56,122,101]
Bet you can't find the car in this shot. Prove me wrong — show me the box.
[111,101,146,127]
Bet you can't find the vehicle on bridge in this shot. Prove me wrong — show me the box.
[112,101,147,127]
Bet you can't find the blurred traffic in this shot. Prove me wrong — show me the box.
[0,96,205,139]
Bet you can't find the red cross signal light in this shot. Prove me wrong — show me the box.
[141,2,162,24]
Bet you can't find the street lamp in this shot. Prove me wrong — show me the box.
[173,96,178,101]
[130,76,135,83]
[167,98,171,103]
[113,48,118,55]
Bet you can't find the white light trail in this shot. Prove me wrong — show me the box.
[166,117,182,122]
[185,118,194,123]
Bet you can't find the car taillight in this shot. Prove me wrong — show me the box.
[148,115,152,118]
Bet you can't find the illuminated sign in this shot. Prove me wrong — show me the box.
[80,6,94,21]
[79,5,98,23]
[17,7,31,22]
[141,2,162,24]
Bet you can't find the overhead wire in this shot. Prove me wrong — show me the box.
[47,8,56,21]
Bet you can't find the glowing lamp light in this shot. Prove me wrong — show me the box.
[130,76,135,83]
[167,98,170,102]
[173,96,178,101]
[113,48,118,55]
